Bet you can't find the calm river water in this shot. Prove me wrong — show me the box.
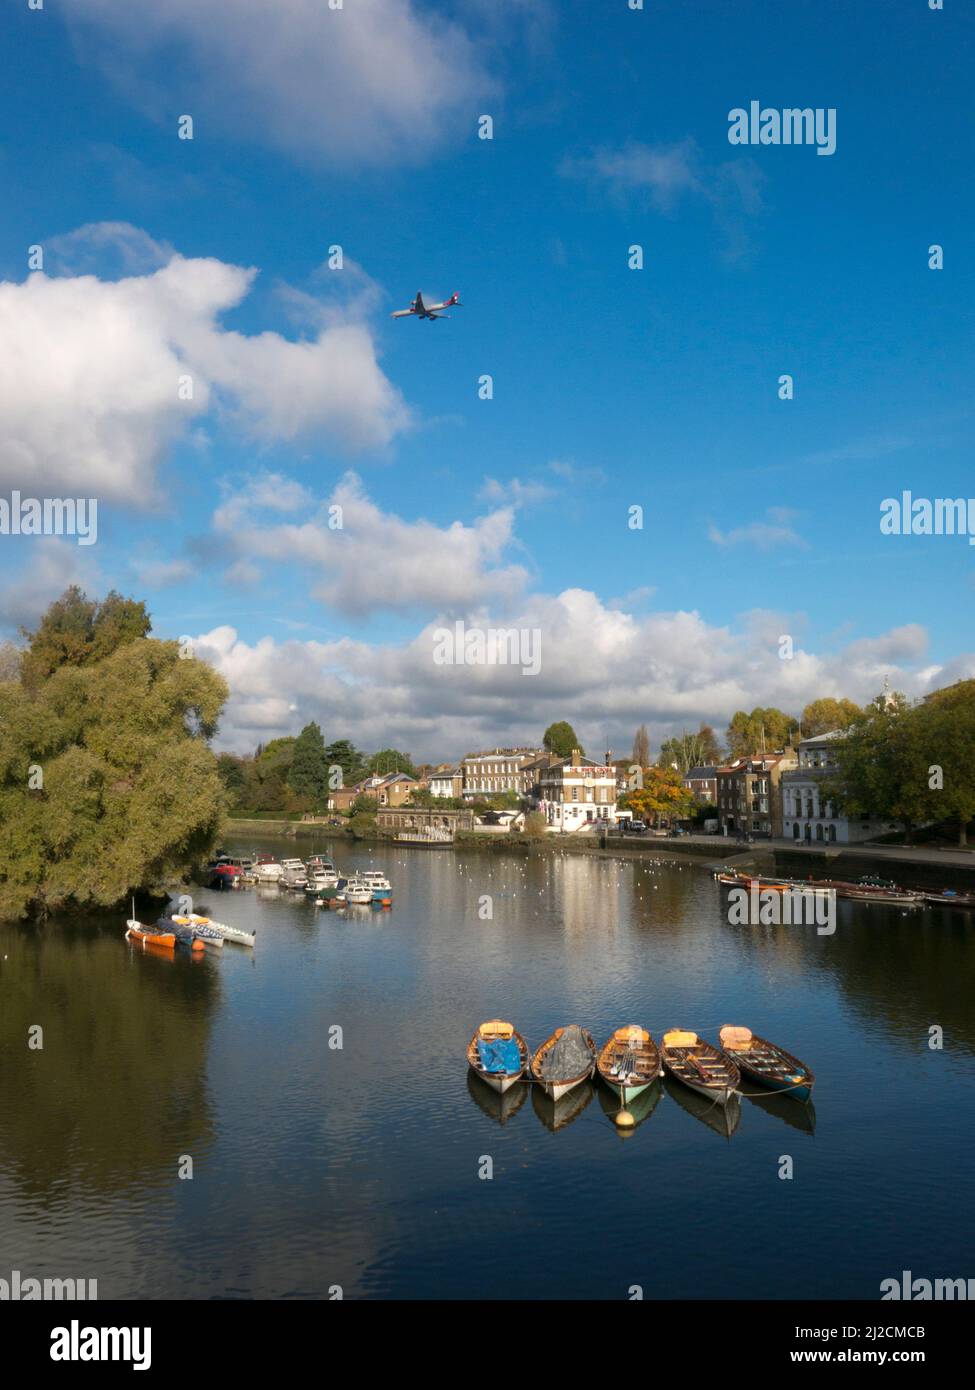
[1,837,974,1300]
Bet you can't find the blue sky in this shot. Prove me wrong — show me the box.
[1,0,972,756]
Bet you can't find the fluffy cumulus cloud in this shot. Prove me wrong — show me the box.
[68,0,494,167]
[188,591,973,758]
[211,471,529,617]
[0,234,408,502]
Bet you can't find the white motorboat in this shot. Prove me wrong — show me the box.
[253,856,284,882]
[344,878,374,905]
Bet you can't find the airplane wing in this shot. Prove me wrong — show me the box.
[414,291,426,314]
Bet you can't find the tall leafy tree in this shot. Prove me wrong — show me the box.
[801,697,862,737]
[659,725,724,773]
[0,610,228,920]
[324,739,365,787]
[19,586,151,689]
[288,722,329,805]
[726,707,799,757]
[620,766,694,827]
[632,725,650,766]
[543,721,581,758]
[365,748,416,777]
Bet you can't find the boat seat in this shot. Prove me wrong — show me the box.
[480,1020,514,1039]
[719,1026,753,1049]
[663,1030,698,1048]
[614,1026,648,1044]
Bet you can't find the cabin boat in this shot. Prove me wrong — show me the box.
[467,1020,529,1095]
[279,858,309,889]
[252,856,284,882]
[530,1025,597,1102]
[359,870,392,902]
[660,1029,740,1106]
[596,1025,661,1105]
[719,1026,814,1102]
[305,867,339,896]
[344,879,374,905]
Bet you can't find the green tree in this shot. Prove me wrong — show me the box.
[916,680,975,845]
[620,766,694,827]
[288,722,328,806]
[19,586,151,689]
[659,724,724,773]
[0,614,228,920]
[824,691,928,839]
[543,721,581,758]
[726,707,799,758]
[216,753,247,803]
[365,748,416,777]
[324,739,365,787]
[800,697,862,737]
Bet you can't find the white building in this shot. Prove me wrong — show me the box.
[781,731,899,844]
[429,765,463,798]
[537,750,620,832]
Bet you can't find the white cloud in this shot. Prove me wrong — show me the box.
[68,0,494,168]
[189,590,956,759]
[212,471,529,618]
[709,509,808,551]
[0,236,409,503]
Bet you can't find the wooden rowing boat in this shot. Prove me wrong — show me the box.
[466,1019,529,1095]
[719,1026,815,1102]
[660,1028,739,1106]
[530,1024,596,1102]
[596,1025,661,1105]
[125,920,176,950]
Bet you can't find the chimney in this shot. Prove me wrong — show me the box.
[571,748,581,767]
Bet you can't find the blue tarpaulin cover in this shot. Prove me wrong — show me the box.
[477,1038,521,1074]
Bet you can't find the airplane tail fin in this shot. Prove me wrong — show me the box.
[450,292,461,305]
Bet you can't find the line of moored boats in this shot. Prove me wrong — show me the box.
[468,1019,814,1127]
[715,868,975,909]
[207,853,393,907]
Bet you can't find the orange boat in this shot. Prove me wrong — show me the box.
[125,919,176,950]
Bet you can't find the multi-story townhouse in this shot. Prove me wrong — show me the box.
[716,751,797,836]
[537,749,620,831]
[429,764,464,798]
[780,731,900,843]
[461,747,544,797]
[683,765,719,803]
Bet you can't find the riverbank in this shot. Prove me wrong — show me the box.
[225,819,975,889]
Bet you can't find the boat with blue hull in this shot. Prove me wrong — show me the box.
[719,1026,814,1102]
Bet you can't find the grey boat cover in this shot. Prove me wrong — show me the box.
[538,1025,592,1080]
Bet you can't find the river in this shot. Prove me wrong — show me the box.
[1,836,973,1299]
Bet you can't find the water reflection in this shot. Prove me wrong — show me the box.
[466,1070,529,1126]
[531,1078,595,1131]
[595,1077,663,1135]
[663,1075,742,1139]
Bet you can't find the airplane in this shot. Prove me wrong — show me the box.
[391,290,462,321]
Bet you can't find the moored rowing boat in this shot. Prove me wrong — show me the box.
[467,1019,529,1095]
[719,1025,814,1103]
[531,1024,596,1102]
[125,920,176,950]
[660,1028,739,1106]
[596,1025,660,1105]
